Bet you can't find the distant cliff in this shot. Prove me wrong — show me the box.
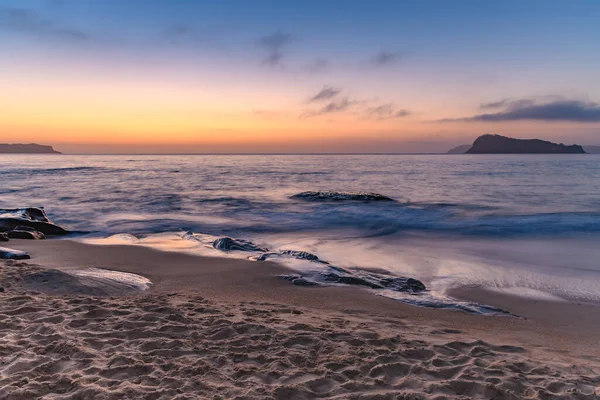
[0,144,61,154]
[447,144,472,154]
[466,134,585,154]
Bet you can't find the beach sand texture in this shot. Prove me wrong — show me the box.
[1,240,599,399]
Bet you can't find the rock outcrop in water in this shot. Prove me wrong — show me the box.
[0,207,69,236]
[466,134,586,154]
[291,191,395,202]
[0,143,61,154]
[256,250,329,264]
[280,267,426,293]
[320,271,427,292]
[212,237,268,252]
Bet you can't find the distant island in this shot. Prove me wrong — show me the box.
[447,134,586,154]
[0,144,61,154]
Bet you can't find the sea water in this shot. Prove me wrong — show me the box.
[2,154,600,305]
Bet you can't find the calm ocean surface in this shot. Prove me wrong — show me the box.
[2,154,600,305]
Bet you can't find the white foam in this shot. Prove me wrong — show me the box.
[487,287,567,302]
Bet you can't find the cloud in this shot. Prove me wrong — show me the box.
[479,98,535,110]
[302,97,358,118]
[309,86,342,102]
[442,98,600,123]
[0,6,90,41]
[370,51,403,66]
[365,103,411,119]
[258,31,293,67]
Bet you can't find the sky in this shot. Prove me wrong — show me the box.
[1,0,600,153]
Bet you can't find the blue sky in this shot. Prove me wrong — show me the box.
[1,0,600,152]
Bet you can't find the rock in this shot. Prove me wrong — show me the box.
[279,275,320,287]
[281,250,328,263]
[467,134,586,154]
[257,250,329,264]
[13,226,36,232]
[7,230,46,240]
[291,277,318,287]
[212,237,268,252]
[0,233,8,242]
[291,191,395,202]
[0,246,31,260]
[0,287,4,292]
[320,272,385,289]
[0,207,69,235]
[280,274,302,281]
[320,269,426,293]
[280,267,426,294]
[379,277,426,293]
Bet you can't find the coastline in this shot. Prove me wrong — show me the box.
[2,239,599,398]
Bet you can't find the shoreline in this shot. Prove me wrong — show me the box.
[6,238,600,356]
[2,238,600,398]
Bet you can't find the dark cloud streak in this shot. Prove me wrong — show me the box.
[258,31,293,67]
[442,98,600,123]
[309,86,342,102]
[365,103,411,119]
[301,97,357,118]
[370,51,403,66]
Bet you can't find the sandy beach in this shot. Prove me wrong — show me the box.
[0,239,598,399]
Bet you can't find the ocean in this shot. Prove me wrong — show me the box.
[2,154,600,308]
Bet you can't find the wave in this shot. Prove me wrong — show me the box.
[4,166,131,176]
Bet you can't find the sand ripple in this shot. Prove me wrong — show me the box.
[1,260,598,399]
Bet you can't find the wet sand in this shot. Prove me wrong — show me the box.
[1,239,599,399]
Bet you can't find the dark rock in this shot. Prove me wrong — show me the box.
[320,272,385,289]
[0,233,8,242]
[0,246,30,260]
[320,269,426,293]
[279,274,302,282]
[212,237,268,252]
[257,250,329,264]
[255,252,274,261]
[279,275,320,287]
[8,230,46,240]
[281,250,319,261]
[467,134,586,154]
[13,226,36,232]
[0,207,69,235]
[291,191,395,202]
[379,277,426,293]
[0,287,4,292]
[291,277,318,287]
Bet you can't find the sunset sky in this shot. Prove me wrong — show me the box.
[1,0,600,153]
